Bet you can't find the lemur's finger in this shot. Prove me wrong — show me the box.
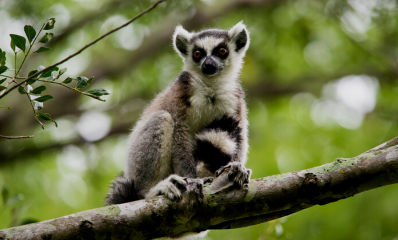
[203,177,213,184]
[216,164,230,177]
[170,176,187,191]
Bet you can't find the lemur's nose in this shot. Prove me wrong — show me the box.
[201,57,218,75]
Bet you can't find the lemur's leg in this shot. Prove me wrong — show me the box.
[124,110,176,198]
[146,121,213,204]
[107,110,175,205]
[124,110,211,203]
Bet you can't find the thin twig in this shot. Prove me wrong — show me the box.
[36,79,104,101]
[0,0,166,100]
[0,135,34,139]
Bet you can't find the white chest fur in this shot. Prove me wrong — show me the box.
[187,75,238,133]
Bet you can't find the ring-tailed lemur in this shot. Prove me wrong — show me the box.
[106,22,252,206]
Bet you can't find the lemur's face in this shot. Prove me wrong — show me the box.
[190,33,229,76]
[173,22,250,78]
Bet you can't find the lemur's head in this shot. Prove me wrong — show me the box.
[173,22,250,78]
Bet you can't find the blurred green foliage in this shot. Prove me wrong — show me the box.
[0,0,398,239]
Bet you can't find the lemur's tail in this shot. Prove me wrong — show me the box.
[105,173,142,205]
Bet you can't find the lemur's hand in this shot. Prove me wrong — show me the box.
[146,175,213,205]
[216,162,251,187]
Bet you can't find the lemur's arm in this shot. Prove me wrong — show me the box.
[171,124,198,178]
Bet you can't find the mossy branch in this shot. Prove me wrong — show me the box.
[1,137,398,239]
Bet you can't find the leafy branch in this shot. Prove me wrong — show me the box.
[0,0,165,100]
[0,0,166,137]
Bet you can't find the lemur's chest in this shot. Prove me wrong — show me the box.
[187,84,237,133]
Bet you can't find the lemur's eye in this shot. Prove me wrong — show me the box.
[193,51,201,58]
[218,48,227,56]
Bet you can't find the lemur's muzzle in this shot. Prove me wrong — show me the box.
[201,57,220,75]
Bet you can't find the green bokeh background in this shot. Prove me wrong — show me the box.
[0,0,398,239]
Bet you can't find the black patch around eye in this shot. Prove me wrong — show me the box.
[192,47,206,62]
[212,44,229,59]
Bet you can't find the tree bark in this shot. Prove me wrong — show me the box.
[1,137,397,240]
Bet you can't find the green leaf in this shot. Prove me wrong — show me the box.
[36,111,51,120]
[44,18,56,30]
[34,95,54,102]
[36,111,57,128]
[0,78,6,84]
[10,34,26,52]
[41,66,59,78]
[76,76,89,89]
[18,86,26,94]
[27,70,39,84]
[0,86,7,91]
[10,40,16,52]
[86,88,111,96]
[0,66,8,75]
[0,50,6,66]
[24,25,36,44]
[28,70,38,77]
[30,85,46,94]
[62,77,72,84]
[88,76,94,84]
[38,33,54,44]
[33,47,51,53]
[2,186,9,204]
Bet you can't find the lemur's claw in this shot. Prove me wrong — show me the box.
[216,162,252,188]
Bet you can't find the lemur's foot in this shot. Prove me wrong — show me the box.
[146,175,187,201]
[216,162,251,187]
[185,177,213,206]
[146,175,213,205]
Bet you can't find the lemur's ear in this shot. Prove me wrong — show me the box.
[229,22,250,53]
[173,25,191,58]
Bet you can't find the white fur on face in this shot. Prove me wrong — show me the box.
[194,37,225,54]
[196,130,236,155]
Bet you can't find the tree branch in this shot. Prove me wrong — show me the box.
[1,137,397,239]
[0,0,166,100]
[0,135,34,139]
